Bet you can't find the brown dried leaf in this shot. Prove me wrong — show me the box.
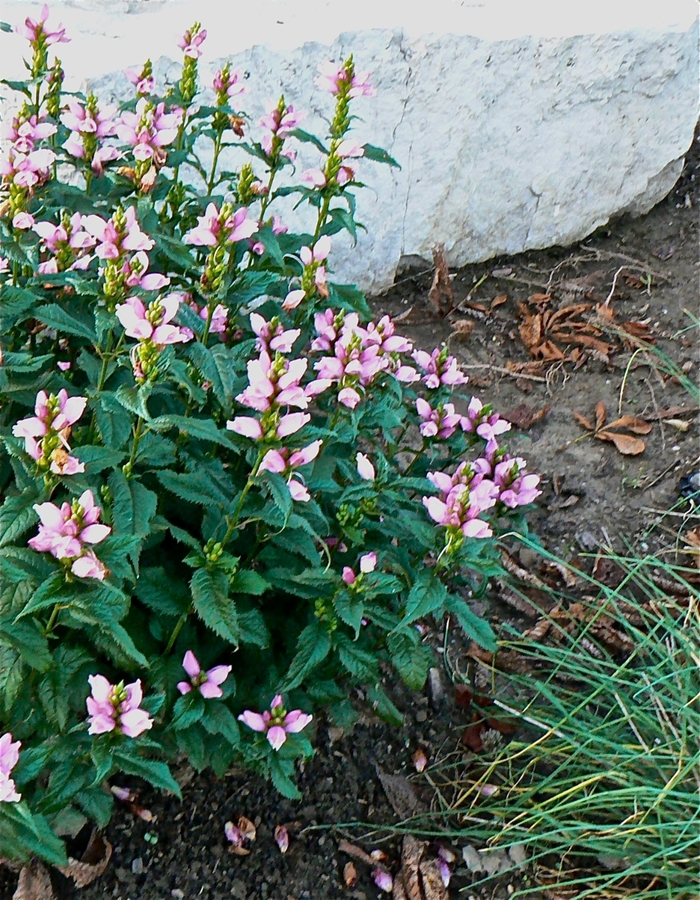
[504,403,550,430]
[518,311,544,350]
[418,857,449,899]
[461,721,485,752]
[598,431,646,455]
[542,559,579,588]
[428,245,454,316]
[343,861,358,887]
[399,836,426,900]
[491,293,509,309]
[13,862,54,900]
[449,318,474,342]
[621,320,655,344]
[523,618,552,641]
[237,816,257,843]
[377,770,427,819]
[595,401,607,430]
[606,416,652,435]
[57,831,112,889]
[529,292,552,305]
[573,411,595,431]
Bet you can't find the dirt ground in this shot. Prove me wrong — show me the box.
[1,138,697,900]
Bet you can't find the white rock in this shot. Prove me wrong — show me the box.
[0,0,697,293]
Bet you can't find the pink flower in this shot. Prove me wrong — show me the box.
[125,66,155,96]
[493,458,541,508]
[115,294,192,346]
[86,675,153,738]
[0,733,21,803]
[412,347,468,389]
[213,67,245,98]
[61,97,120,174]
[316,61,375,98]
[0,258,9,275]
[259,440,321,502]
[283,289,306,311]
[415,398,462,439]
[121,251,170,291]
[13,389,87,473]
[356,452,375,480]
[300,234,331,266]
[274,825,289,853]
[461,397,511,442]
[0,146,55,190]
[177,650,231,699]
[33,213,96,272]
[15,4,69,46]
[177,25,207,59]
[372,869,393,893]
[236,351,309,412]
[238,694,312,751]
[250,313,299,354]
[360,551,377,573]
[29,490,110,578]
[183,202,257,247]
[116,98,182,162]
[301,168,326,188]
[82,207,153,260]
[272,216,287,235]
[12,212,35,230]
[226,417,263,440]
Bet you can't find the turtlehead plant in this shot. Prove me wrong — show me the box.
[0,5,541,868]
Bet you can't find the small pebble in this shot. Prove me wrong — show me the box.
[416,710,428,723]
[171,891,184,900]
[131,857,144,875]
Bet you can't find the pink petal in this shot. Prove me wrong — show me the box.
[238,710,267,732]
[266,725,287,751]
[182,650,201,679]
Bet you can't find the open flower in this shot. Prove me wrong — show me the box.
[116,98,182,163]
[316,60,374,98]
[116,294,191,346]
[29,490,111,579]
[13,389,87,474]
[177,650,231,699]
[238,694,312,751]
[356,452,375,480]
[0,733,21,803]
[15,3,69,46]
[183,202,257,247]
[86,675,153,737]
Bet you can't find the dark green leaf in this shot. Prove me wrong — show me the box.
[445,595,497,651]
[191,567,239,644]
[280,620,332,691]
[113,753,182,798]
[35,304,96,340]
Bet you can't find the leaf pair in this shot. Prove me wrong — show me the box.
[574,402,652,455]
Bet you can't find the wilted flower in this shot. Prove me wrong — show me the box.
[177,650,231,698]
[86,675,153,738]
[356,452,375,480]
[274,825,289,853]
[371,868,393,893]
[0,733,21,803]
[238,694,312,751]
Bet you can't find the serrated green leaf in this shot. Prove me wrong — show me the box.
[333,590,364,638]
[259,471,292,522]
[445,595,497,651]
[157,470,232,508]
[15,572,65,619]
[366,685,403,726]
[400,573,447,627]
[171,692,205,730]
[268,754,301,799]
[36,304,96,340]
[115,384,151,420]
[336,634,379,683]
[0,616,51,671]
[280,620,332,691]
[387,629,432,691]
[202,703,240,745]
[191,567,238,644]
[0,490,41,547]
[113,753,182,798]
[362,143,401,168]
[149,414,232,447]
[230,570,269,596]
[238,608,269,647]
[135,567,190,616]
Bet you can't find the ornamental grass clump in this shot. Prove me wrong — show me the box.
[0,5,540,869]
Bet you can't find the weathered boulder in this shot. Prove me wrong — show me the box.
[1,0,697,292]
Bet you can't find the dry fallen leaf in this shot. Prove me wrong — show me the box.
[574,402,652,455]
[491,293,509,309]
[57,831,112,889]
[517,298,614,362]
[449,318,474,342]
[343,861,358,887]
[377,770,427,819]
[504,403,551,430]
[13,861,54,900]
[428,245,454,317]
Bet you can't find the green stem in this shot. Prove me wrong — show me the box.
[220,448,266,546]
[206,131,224,195]
[43,602,61,636]
[124,417,146,478]
[163,607,191,655]
[258,164,279,222]
[313,194,331,243]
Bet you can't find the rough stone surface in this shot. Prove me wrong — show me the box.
[0,0,697,292]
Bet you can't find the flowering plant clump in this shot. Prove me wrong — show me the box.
[0,7,540,868]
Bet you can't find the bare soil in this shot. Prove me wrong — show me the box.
[1,138,697,900]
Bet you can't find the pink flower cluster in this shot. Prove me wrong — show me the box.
[61,97,120,174]
[259,101,304,161]
[0,113,56,190]
[342,551,377,585]
[15,3,68,46]
[0,733,21,803]
[177,24,207,59]
[177,650,231,698]
[302,139,365,189]
[183,203,257,247]
[423,443,541,539]
[188,297,228,335]
[116,293,192,347]
[316,61,375,98]
[120,250,170,292]
[259,440,322,502]
[124,62,155,96]
[13,389,87,475]
[412,347,467,389]
[415,395,511,443]
[82,207,153,261]
[86,675,153,737]
[33,213,95,274]
[213,66,246,99]
[311,309,415,409]
[238,695,312,751]
[116,98,182,163]
[29,490,111,580]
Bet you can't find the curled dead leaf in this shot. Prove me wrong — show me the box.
[491,293,509,309]
[343,861,358,887]
[449,318,474,342]
[57,830,112,889]
[428,245,454,317]
[574,403,651,455]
